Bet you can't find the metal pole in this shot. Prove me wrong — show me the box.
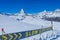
[39,25,43,40]
[51,20,54,36]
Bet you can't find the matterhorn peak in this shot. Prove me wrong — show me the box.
[18,9,25,15]
[20,9,24,13]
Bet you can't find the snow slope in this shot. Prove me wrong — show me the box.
[0,15,41,35]
[0,9,60,40]
[0,14,52,40]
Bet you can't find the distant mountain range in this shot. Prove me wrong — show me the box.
[0,9,60,22]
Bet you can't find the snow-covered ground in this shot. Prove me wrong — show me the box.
[0,9,60,40]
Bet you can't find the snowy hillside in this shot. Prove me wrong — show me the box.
[0,15,41,35]
[0,12,52,40]
[0,9,60,40]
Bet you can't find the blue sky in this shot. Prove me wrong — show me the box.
[0,0,60,14]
